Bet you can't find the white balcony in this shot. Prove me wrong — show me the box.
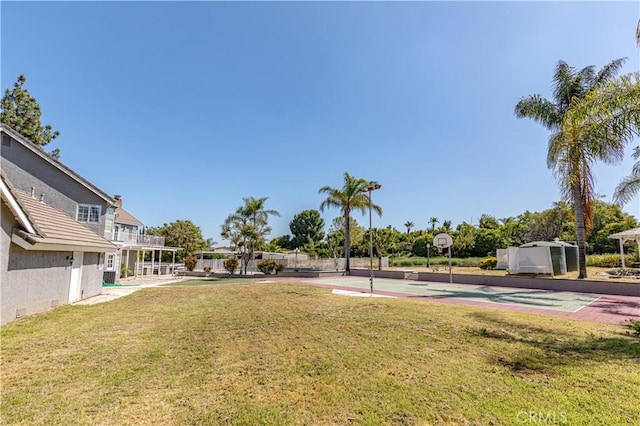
[111,232,165,247]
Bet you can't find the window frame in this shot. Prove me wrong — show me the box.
[77,204,101,224]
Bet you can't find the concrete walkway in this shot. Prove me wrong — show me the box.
[73,276,186,305]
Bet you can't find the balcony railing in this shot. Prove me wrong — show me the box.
[111,233,165,247]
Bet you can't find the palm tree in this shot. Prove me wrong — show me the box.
[442,220,452,232]
[222,196,280,274]
[515,58,628,278]
[428,217,439,232]
[319,172,382,271]
[565,73,640,207]
[404,221,414,234]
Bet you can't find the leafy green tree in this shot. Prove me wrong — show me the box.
[453,222,475,258]
[515,58,628,278]
[326,216,365,260]
[1,75,60,157]
[587,200,638,253]
[473,229,507,257]
[290,209,325,248]
[221,196,280,274]
[499,216,528,247]
[147,220,207,261]
[523,202,574,243]
[270,235,295,250]
[478,214,500,230]
[319,173,382,271]
[411,234,435,257]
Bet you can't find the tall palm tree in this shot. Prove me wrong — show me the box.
[515,58,627,278]
[404,221,414,234]
[566,73,640,207]
[319,172,382,271]
[428,217,439,232]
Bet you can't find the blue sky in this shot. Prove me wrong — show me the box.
[2,1,639,243]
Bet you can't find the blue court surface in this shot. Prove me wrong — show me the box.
[309,277,599,313]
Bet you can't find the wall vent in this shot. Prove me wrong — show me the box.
[16,308,26,318]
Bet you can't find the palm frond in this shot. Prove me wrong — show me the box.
[593,57,627,87]
[514,95,561,130]
[613,174,640,205]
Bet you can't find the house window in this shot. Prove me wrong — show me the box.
[106,254,115,271]
[104,207,115,239]
[77,204,101,223]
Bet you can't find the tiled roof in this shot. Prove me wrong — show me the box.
[12,188,117,251]
[114,206,143,226]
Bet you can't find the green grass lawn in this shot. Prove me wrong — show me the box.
[2,282,639,425]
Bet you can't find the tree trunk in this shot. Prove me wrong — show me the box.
[344,211,351,272]
[572,183,588,279]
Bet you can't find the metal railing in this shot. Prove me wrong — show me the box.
[113,233,165,247]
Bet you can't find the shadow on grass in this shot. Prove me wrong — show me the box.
[407,286,593,311]
[466,311,640,373]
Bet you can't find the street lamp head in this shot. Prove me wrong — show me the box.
[362,181,381,192]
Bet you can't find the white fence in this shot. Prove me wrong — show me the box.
[195,257,389,273]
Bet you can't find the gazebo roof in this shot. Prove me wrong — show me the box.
[608,227,640,241]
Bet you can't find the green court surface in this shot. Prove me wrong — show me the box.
[313,278,599,313]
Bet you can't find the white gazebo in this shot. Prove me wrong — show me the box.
[607,227,640,269]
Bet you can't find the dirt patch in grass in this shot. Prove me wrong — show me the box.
[2,283,639,424]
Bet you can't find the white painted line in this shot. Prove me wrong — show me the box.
[332,289,396,298]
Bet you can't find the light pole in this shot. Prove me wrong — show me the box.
[294,247,299,271]
[361,182,381,293]
[427,243,431,269]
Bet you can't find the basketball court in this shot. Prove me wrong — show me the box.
[310,277,597,312]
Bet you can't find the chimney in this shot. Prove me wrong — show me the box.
[30,187,35,197]
[39,193,45,203]
[114,194,122,206]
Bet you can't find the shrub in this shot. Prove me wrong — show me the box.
[184,255,197,271]
[223,258,239,274]
[203,266,212,273]
[120,263,132,277]
[586,254,635,268]
[479,257,498,270]
[257,259,281,275]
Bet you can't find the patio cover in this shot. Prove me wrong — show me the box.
[607,227,640,269]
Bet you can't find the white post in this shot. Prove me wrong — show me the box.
[620,238,626,269]
[125,249,130,278]
[172,250,176,275]
[159,249,163,275]
[142,249,146,278]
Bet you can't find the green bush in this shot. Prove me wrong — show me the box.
[479,257,498,270]
[203,266,212,273]
[120,263,132,277]
[223,258,239,274]
[257,259,282,275]
[184,255,197,272]
[586,254,635,268]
